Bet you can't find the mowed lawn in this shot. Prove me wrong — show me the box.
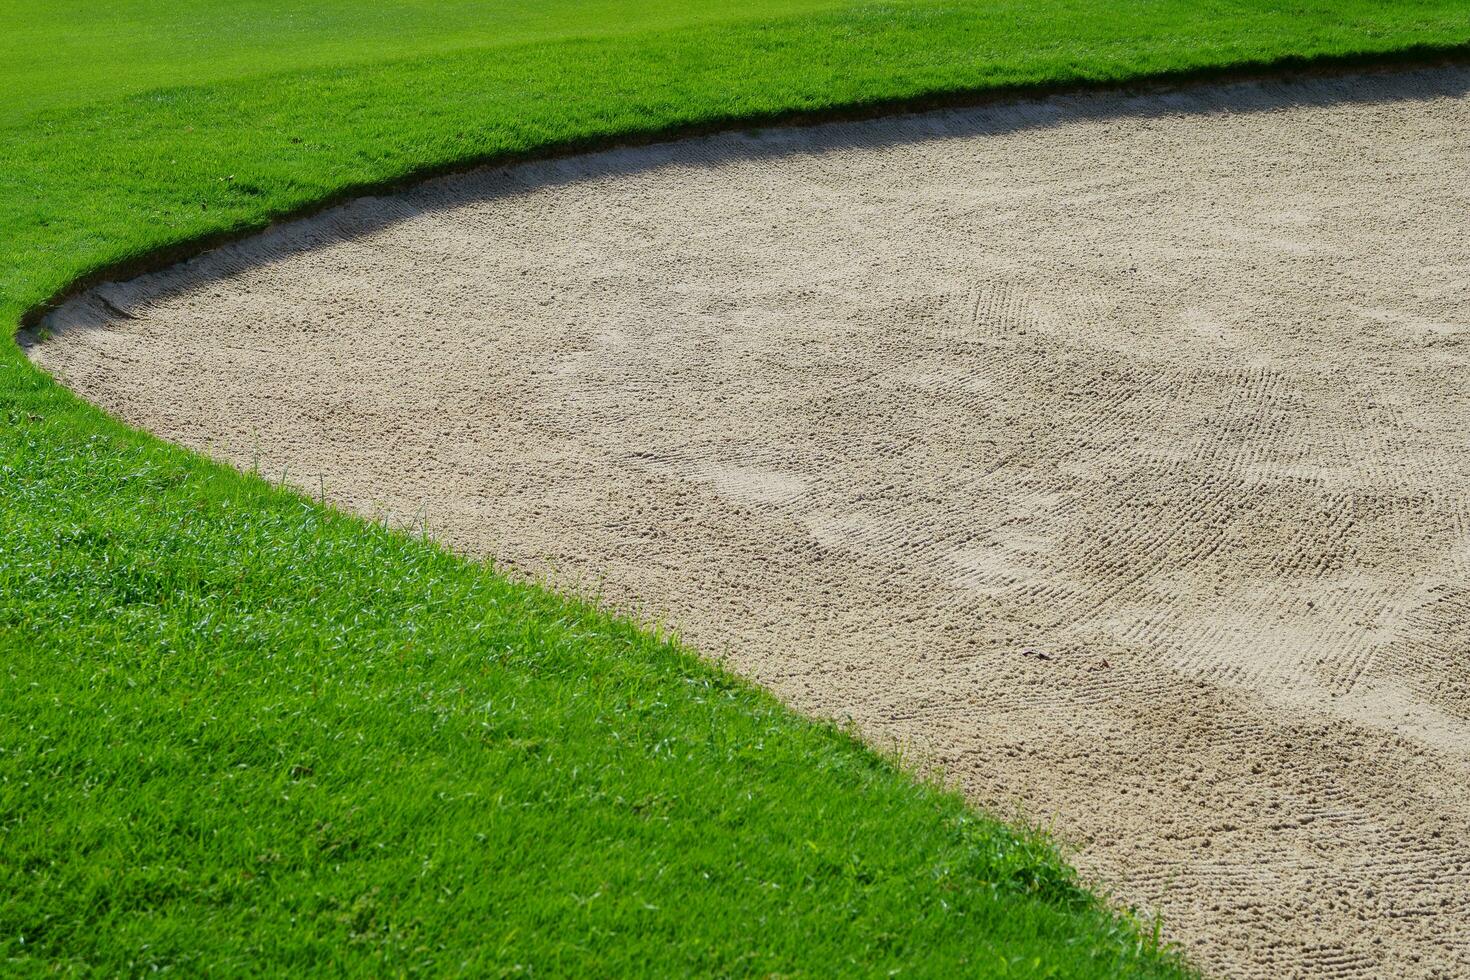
[3,0,1467,974]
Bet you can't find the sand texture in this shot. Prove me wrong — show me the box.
[31,67,1470,978]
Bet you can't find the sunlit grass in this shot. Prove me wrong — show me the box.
[3,0,1467,972]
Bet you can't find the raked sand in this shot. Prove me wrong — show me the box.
[31,66,1470,978]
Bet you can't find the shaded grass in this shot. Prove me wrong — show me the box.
[4,0,1468,973]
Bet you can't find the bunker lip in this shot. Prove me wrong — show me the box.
[15,46,1470,342]
[33,66,1470,978]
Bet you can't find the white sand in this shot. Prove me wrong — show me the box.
[32,66,1470,978]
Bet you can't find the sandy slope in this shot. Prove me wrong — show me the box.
[32,67,1470,977]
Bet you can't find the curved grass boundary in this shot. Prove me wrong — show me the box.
[16,44,1470,335]
[3,0,1468,973]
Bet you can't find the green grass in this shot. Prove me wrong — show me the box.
[3,0,1467,974]
[0,0,854,121]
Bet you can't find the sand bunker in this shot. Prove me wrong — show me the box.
[31,67,1470,977]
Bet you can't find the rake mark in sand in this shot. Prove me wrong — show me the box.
[33,67,1470,978]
